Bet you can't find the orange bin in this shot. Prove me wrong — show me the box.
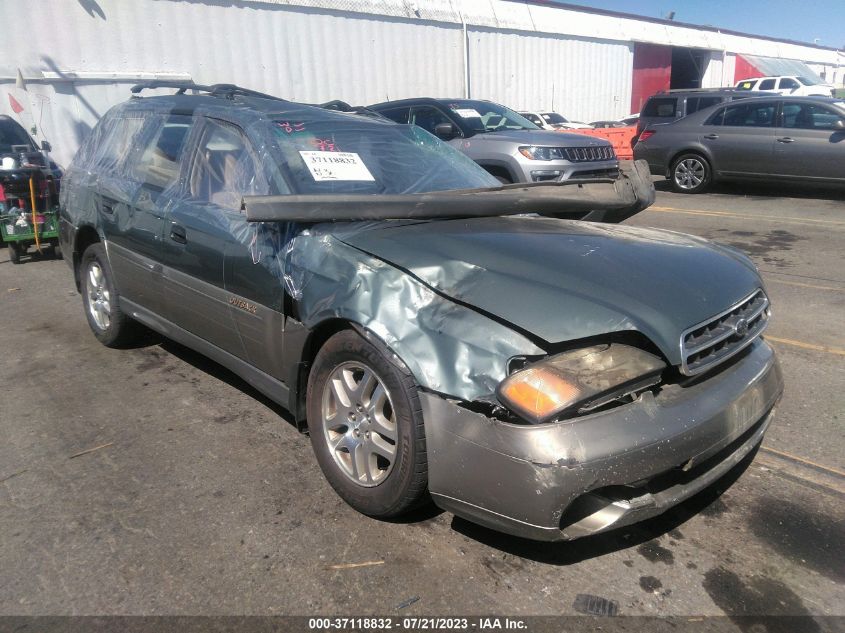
[558,125,637,160]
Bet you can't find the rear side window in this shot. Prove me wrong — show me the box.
[736,80,756,91]
[131,115,193,189]
[376,107,410,124]
[687,96,723,114]
[523,113,542,125]
[759,79,776,90]
[92,116,145,174]
[642,98,677,118]
[708,102,777,127]
[0,118,34,153]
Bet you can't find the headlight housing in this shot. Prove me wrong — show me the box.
[518,145,566,161]
[497,344,665,424]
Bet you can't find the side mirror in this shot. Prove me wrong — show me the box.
[834,119,845,130]
[41,140,52,152]
[433,122,457,140]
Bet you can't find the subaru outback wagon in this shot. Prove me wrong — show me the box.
[60,82,782,541]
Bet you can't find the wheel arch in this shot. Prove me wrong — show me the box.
[72,224,103,292]
[475,159,519,183]
[293,318,416,429]
[668,146,714,175]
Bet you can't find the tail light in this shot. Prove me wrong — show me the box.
[639,130,656,142]
[0,183,5,202]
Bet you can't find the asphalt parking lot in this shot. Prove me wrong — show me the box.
[0,180,843,621]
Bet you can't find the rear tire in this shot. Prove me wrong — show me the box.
[80,243,141,347]
[671,153,712,194]
[306,329,428,518]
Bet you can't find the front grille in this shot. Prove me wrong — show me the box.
[564,146,615,162]
[680,289,769,376]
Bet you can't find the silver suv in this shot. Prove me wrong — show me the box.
[368,98,618,184]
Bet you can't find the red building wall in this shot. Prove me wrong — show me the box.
[631,43,672,113]
[734,56,763,84]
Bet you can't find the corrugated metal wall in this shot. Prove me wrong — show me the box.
[1,0,841,166]
[466,28,632,121]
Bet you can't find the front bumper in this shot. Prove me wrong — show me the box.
[422,339,782,541]
[513,158,620,183]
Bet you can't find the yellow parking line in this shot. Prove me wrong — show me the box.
[765,278,845,292]
[765,335,845,356]
[760,446,845,478]
[648,206,845,228]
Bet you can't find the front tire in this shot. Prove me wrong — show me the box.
[80,243,141,347]
[306,329,428,518]
[7,242,21,265]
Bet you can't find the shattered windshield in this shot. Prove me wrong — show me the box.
[445,100,539,133]
[271,117,498,194]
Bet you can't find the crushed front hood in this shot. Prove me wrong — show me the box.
[338,216,762,365]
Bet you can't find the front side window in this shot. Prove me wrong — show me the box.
[709,102,777,127]
[131,115,192,189]
[409,106,454,135]
[779,78,800,91]
[188,119,273,209]
[782,103,845,130]
[522,113,543,125]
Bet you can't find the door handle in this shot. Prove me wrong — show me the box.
[703,134,719,140]
[776,137,795,143]
[170,224,187,244]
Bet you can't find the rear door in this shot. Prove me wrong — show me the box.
[700,100,778,176]
[102,114,192,314]
[774,101,845,181]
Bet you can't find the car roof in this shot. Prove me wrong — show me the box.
[368,97,492,109]
[117,84,397,129]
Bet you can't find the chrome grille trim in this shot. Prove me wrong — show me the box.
[564,146,615,162]
[680,289,770,376]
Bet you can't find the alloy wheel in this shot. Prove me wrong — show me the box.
[320,361,397,487]
[86,262,111,331]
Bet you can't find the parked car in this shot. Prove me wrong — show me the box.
[518,111,593,130]
[368,98,617,183]
[590,115,638,128]
[735,75,835,97]
[634,96,845,193]
[636,88,779,142]
[61,81,782,541]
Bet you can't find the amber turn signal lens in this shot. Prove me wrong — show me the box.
[497,367,582,423]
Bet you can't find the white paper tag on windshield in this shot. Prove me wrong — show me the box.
[451,108,481,119]
[299,151,375,182]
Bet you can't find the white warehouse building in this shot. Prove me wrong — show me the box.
[1,0,843,167]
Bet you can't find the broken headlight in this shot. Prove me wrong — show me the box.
[496,344,665,424]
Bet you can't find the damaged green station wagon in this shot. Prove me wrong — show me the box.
[60,82,783,541]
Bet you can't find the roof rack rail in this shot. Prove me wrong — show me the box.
[315,100,388,120]
[130,81,287,102]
